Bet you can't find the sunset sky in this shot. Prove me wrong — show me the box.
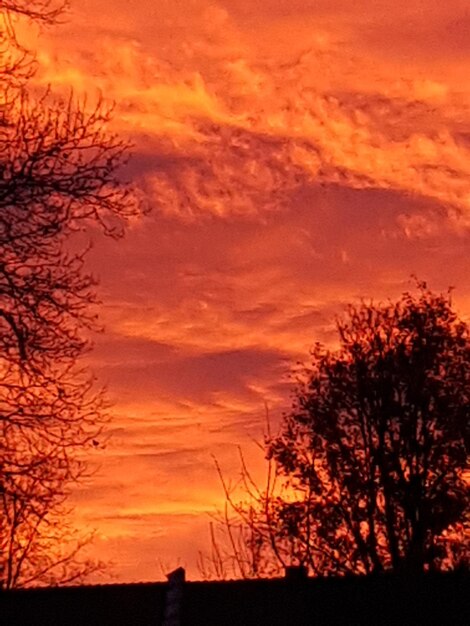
[22,0,470,581]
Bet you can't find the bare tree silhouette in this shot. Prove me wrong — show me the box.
[0,1,138,587]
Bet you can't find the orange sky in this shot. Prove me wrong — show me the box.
[21,0,470,581]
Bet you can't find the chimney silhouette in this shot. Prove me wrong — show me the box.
[285,565,308,581]
[162,567,185,626]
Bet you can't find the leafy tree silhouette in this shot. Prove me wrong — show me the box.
[201,283,469,579]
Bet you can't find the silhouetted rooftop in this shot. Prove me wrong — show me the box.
[1,569,469,625]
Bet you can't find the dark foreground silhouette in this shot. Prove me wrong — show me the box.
[1,568,469,626]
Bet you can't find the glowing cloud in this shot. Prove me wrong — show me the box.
[20,0,470,580]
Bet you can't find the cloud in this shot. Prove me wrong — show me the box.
[93,341,286,403]
[25,1,470,225]
[20,0,470,581]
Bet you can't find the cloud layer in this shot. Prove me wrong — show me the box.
[21,0,470,580]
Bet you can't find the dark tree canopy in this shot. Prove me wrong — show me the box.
[269,283,470,575]
[203,284,470,579]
